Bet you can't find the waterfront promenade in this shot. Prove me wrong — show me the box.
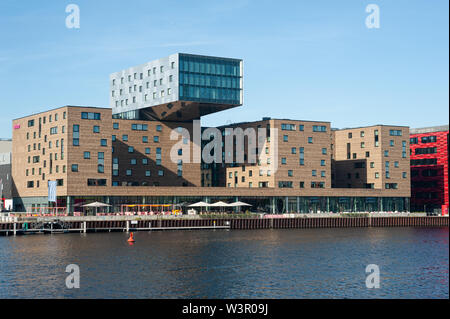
[0,213,447,236]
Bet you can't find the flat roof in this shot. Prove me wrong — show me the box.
[410,125,449,134]
[336,124,409,131]
[13,105,111,121]
[217,118,331,128]
[179,53,242,62]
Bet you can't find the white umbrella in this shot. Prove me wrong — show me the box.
[82,202,112,215]
[188,201,211,207]
[229,201,252,207]
[82,202,111,207]
[209,201,232,207]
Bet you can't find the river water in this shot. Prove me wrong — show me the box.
[0,227,448,299]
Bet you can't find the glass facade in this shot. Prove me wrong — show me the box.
[179,54,242,105]
[15,195,409,214]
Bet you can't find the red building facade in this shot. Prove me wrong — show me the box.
[410,126,449,213]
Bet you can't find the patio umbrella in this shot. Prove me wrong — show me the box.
[209,201,232,213]
[209,201,232,207]
[82,202,112,215]
[188,201,211,207]
[229,201,252,207]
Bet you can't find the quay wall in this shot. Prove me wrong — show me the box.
[0,216,448,236]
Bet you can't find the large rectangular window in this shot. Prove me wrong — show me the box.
[389,129,402,136]
[411,158,437,166]
[178,54,242,105]
[415,147,437,155]
[312,125,327,132]
[421,136,437,143]
[281,124,296,131]
[81,112,101,120]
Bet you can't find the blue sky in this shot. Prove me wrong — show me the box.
[0,0,448,138]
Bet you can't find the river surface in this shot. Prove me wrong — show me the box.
[0,227,448,299]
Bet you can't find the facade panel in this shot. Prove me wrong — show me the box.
[410,126,449,212]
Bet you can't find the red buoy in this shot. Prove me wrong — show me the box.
[127,232,135,243]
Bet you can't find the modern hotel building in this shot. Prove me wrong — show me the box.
[11,54,411,214]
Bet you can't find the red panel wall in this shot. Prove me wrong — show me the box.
[410,130,449,212]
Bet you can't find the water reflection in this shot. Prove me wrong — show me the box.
[0,227,448,299]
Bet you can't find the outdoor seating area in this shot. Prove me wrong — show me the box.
[16,201,254,217]
[187,201,253,215]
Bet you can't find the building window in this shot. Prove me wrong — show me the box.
[384,150,389,157]
[158,170,164,176]
[421,136,437,143]
[321,160,326,166]
[361,142,365,148]
[281,158,287,165]
[81,112,101,120]
[122,135,128,142]
[312,125,327,132]
[299,147,305,165]
[84,152,90,159]
[132,124,148,131]
[154,136,159,143]
[281,124,296,131]
[299,125,304,131]
[322,148,327,155]
[308,137,313,144]
[113,123,119,130]
[73,125,80,146]
[126,170,132,176]
[414,147,437,155]
[312,170,317,177]
[389,130,402,136]
[128,146,134,153]
[145,148,150,154]
[101,139,107,147]
[71,164,78,172]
